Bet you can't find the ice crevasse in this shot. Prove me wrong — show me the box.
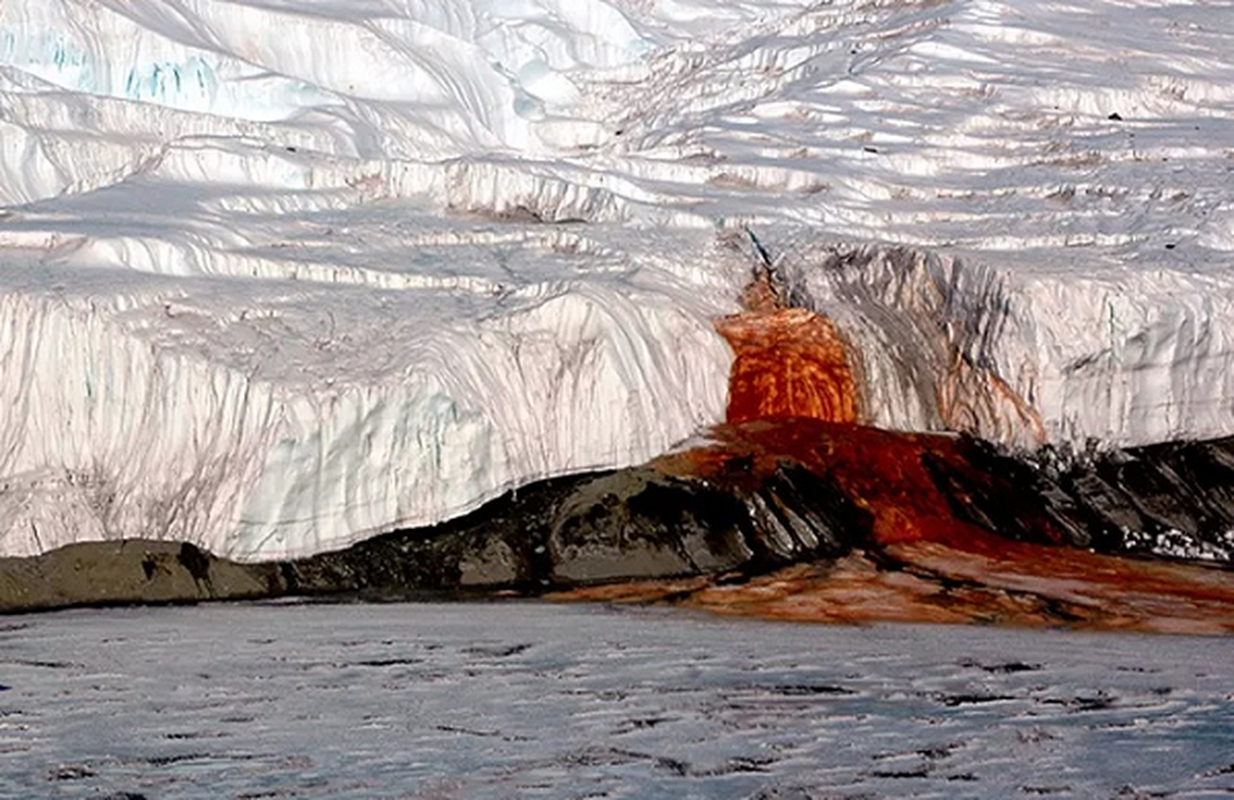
[1,0,1233,560]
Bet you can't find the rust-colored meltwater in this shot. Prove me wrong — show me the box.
[555,285,1234,633]
[716,307,859,425]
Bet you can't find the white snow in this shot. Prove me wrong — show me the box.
[2,0,1234,558]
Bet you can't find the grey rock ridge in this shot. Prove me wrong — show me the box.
[0,463,861,613]
[2,434,1233,615]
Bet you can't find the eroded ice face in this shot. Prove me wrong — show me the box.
[1,0,1233,560]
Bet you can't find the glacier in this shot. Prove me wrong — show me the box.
[1,0,1233,561]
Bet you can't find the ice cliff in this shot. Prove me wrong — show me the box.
[1,0,1233,560]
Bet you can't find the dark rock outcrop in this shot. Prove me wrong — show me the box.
[0,540,282,611]
[928,435,1234,562]
[286,462,863,598]
[0,461,863,613]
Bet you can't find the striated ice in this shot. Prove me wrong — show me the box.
[0,222,735,560]
[2,0,1234,559]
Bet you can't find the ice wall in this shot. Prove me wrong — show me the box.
[0,244,734,561]
[769,240,1234,449]
[2,0,1234,559]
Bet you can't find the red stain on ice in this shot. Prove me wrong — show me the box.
[600,280,1234,632]
[717,308,859,426]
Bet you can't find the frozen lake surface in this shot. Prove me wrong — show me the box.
[5,0,1234,562]
[1,603,1232,799]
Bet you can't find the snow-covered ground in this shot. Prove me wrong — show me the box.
[2,603,1233,798]
[2,0,1233,559]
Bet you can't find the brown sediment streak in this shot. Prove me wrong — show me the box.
[938,347,1047,446]
[554,554,1234,634]
[554,542,1234,633]
[717,308,859,425]
[676,539,1234,634]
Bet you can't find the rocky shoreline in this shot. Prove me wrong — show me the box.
[4,423,1233,633]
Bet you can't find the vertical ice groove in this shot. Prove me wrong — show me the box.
[778,237,1234,450]
[0,291,275,557]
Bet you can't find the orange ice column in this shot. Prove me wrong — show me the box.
[709,300,978,546]
[716,307,858,425]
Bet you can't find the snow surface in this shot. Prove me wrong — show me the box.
[2,0,1234,558]
[2,603,1233,798]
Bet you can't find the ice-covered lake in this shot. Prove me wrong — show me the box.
[2,602,1232,798]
